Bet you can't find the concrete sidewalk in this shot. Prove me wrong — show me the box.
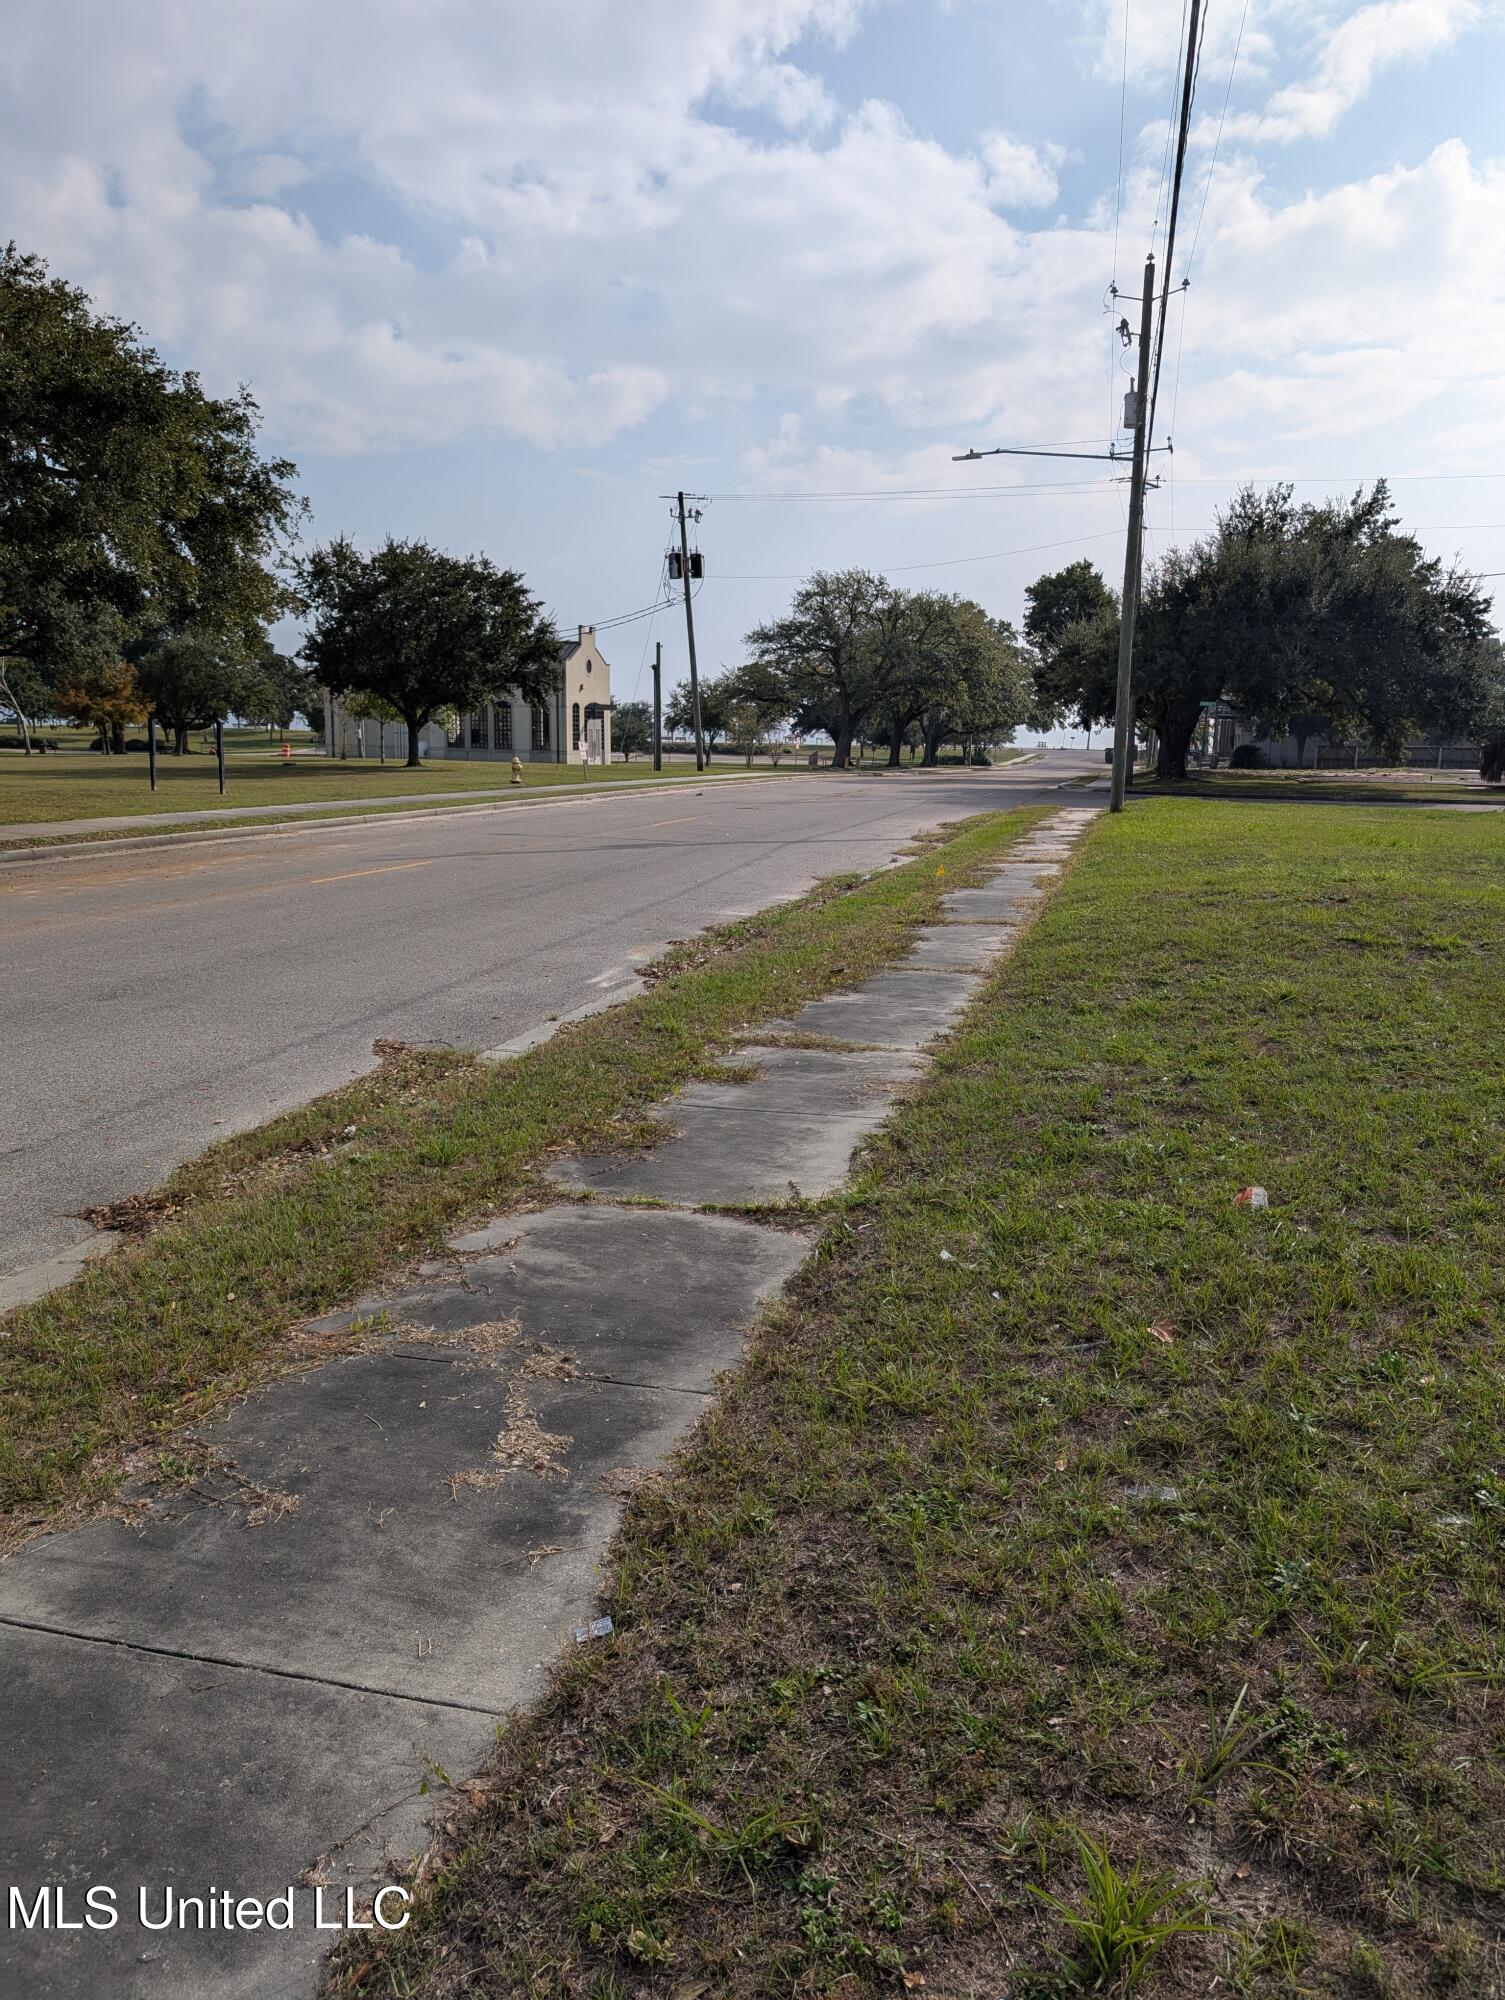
[0,807,1096,1999]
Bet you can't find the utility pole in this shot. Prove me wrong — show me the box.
[1110,253,1156,814]
[676,491,706,771]
[652,640,663,772]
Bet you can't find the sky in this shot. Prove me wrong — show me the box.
[8,0,1505,733]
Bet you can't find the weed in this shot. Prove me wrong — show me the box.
[1030,1831,1216,1991]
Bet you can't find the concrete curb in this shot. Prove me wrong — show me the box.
[0,757,1049,870]
[0,771,817,870]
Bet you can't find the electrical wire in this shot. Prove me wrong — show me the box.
[1112,0,1131,287]
[711,529,1125,583]
[1150,0,1191,262]
[1145,0,1207,454]
[1185,0,1248,281]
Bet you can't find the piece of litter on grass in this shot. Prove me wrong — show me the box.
[1234,1185,1269,1209]
[572,1615,614,1644]
[991,1290,1001,1301]
[1054,1454,1067,1472]
[939,1249,954,1263]
[1149,1319,1175,1344]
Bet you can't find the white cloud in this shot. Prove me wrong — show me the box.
[1160,141,1505,455]
[725,60,839,129]
[1222,0,1488,144]
[3,0,1503,503]
[981,134,1065,208]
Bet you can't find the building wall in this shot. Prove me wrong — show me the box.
[323,628,612,765]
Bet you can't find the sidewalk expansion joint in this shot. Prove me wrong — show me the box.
[0,1611,504,1717]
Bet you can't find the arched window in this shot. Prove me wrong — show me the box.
[531,704,549,749]
[572,702,581,752]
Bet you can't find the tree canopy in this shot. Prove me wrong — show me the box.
[298,537,559,767]
[1024,559,1118,729]
[741,571,1028,767]
[612,700,653,760]
[1029,484,1503,778]
[667,670,739,757]
[0,245,303,724]
[128,632,309,751]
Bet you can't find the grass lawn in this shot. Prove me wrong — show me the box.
[332,800,1505,1999]
[0,750,787,829]
[1137,770,1500,807]
[0,806,1042,1547]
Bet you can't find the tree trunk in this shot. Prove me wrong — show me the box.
[403,709,424,768]
[174,726,189,755]
[887,716,904,767]
[921,720,945,767]
[1153,700,1202,781]
[1,673,34,754]
[109,720,126,755]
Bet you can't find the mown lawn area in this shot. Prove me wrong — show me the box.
[335,800,1505,1999]
[0,750,775,828]
[0,807,1041,1545]
[1136,770,1499,807]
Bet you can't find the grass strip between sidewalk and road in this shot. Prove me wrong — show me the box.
[0,805,1043,1548]
[331,799,1505,2000]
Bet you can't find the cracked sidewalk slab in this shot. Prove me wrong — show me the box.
[550,1044,926,1205]
[761,966,983,1049]
[0,1625,489,2000]
[0,1206,804,1999]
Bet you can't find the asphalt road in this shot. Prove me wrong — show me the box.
[0,753,1097,1288]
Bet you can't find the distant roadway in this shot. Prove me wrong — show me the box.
[0,753,1097,1294]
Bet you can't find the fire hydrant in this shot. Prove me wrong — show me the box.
[510,756,524,787]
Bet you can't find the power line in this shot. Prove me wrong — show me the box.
[1185,0,1249,281]
[1150,0,1191,263]
[712,529,1125,583]
[1145,0,1205,454]
[1112,0,1131,286]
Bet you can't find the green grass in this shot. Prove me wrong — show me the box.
[328,800,1505,1999]
[1137,769,1499,806]
[0,806,1042,1545]
[0,749,794,830]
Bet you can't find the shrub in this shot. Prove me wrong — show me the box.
[1229,743,1265,769]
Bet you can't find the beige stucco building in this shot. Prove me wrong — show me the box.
[325,626,612,764]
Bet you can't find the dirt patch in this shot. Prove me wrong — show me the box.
[449,1343,583,1494]
[81,1189,176,1237]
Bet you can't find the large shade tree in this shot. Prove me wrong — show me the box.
[1024,559,1118,731]
[128,632,309,752]
[741,575,1028,768]
[0,246,303,748]
[1030,484,1502,779]
[743,569,889,768]
[667,669,738,757]
[299,538,559,767]
[611,699,653,761]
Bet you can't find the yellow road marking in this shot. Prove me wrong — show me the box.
[304,860,435,886]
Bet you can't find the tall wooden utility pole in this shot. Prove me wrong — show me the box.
[652,640,663,772]
[676,491,706,771]
[1109,253,1156,815]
